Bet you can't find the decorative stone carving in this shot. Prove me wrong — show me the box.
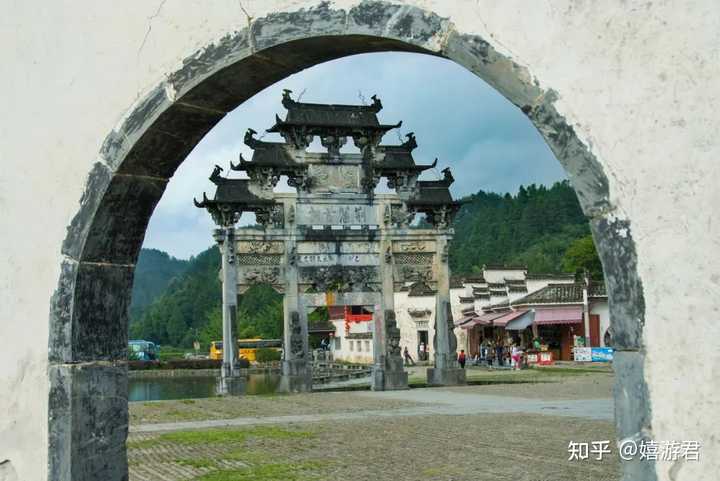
[399,265,432,283]
[247,241,274,253]
[256,204,284,228]
[287,246,297,267]
[407,308,432,318]
[385,310,401,357]
[289,311,304,358]
[288,205,295,224]
[446,301,458,354]
[301,266,378,292]
[391,204,416,227]
[394,253,434,265]
[384,245,392,264]
[398,241,426,252]
[236,254,282,265]
[243,268,280,285]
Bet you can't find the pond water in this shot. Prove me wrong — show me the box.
[128,374,282,402]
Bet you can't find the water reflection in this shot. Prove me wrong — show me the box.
[128,374,281,402]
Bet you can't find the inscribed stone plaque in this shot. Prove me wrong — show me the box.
[298,253,380,266]
[295,203,377,225]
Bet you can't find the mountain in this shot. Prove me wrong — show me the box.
[129,248,189,321]
[450,181,590,274]
[129,246,283,347]
[130,180,596,347]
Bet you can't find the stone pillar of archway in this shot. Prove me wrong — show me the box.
[213,227,243,395]
[279,237,312,393]
[427,233,466,386]
[372,237,408,390]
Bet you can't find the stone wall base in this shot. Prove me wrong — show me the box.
[278,359,312,393]
[371,367,408,391]
[427,367,466,386]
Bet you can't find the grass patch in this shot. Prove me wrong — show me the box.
[176,457,216,469]
[196,461,324,481]
[127,438,158,449]
[157,426,314,445]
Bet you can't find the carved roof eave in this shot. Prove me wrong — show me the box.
[193,192,275,210]
[230,152,306,174]
[282,89,383,113]
[406,200,464,210]
[266,119,402,135]
[374,157,437,174]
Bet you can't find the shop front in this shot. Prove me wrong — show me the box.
[533,307,585,361]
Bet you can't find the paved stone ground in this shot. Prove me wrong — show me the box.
[128,371,618,481]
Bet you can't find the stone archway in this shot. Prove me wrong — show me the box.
[49,3,650,480]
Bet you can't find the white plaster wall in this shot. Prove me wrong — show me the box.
[1,1,718,479]
[395,291,435,361]
[483,268,525,283]
[590,301,611,348]
[526,277,574,295]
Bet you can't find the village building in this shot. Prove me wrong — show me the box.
[329,265,608,365]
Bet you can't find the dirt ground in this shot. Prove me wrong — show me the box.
[128,370,618,481]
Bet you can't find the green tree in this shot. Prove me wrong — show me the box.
[562,235,604,279]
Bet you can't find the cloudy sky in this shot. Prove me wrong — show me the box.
[142,52,565,259]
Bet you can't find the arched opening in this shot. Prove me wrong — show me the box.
[49,3,649,480]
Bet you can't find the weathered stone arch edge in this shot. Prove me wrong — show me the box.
[47,2,653,480]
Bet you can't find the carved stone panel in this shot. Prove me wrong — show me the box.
[395,265,434,284]
[297,241,378,254]
[297,253,380,266]
[307,164,360,192]
[299,266,379,293]
[393,241,436,253]
[238,266,282,286]
[236,241,285,254]
[393,253,434,265]
[296,203,376,225]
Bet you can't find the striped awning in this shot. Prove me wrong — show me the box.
[455,313,477,326]
[534,307,583,325]
[462,311,508,329]
[505,310,535,330]
[493,309,529,327]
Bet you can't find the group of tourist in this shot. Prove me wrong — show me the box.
[469,339,526,370]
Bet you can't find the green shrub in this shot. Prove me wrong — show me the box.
[255,348,282,363]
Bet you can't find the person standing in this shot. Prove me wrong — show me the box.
[403,346,416,366]
[496,343,504,367]
[419,341,426,361]
[511,344,522,370]
[457,349,467,369]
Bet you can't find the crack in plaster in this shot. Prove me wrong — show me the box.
[137,0,168,58]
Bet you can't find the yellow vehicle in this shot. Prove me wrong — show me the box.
[209,341,224,360]
[209,339,282,362]
[238,338,282,362]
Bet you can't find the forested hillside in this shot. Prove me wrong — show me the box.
[130,180,598,348]
[129,249,189,321]
[450,181,590,274]
[129,246,283,347]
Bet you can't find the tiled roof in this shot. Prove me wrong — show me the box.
[459,296,474,303]
[487,282,506,289]
[525,273,576,280]
[508,285,528,293]
[462,275,486,283]
[483,264,527,271]
[511,283,584,305]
